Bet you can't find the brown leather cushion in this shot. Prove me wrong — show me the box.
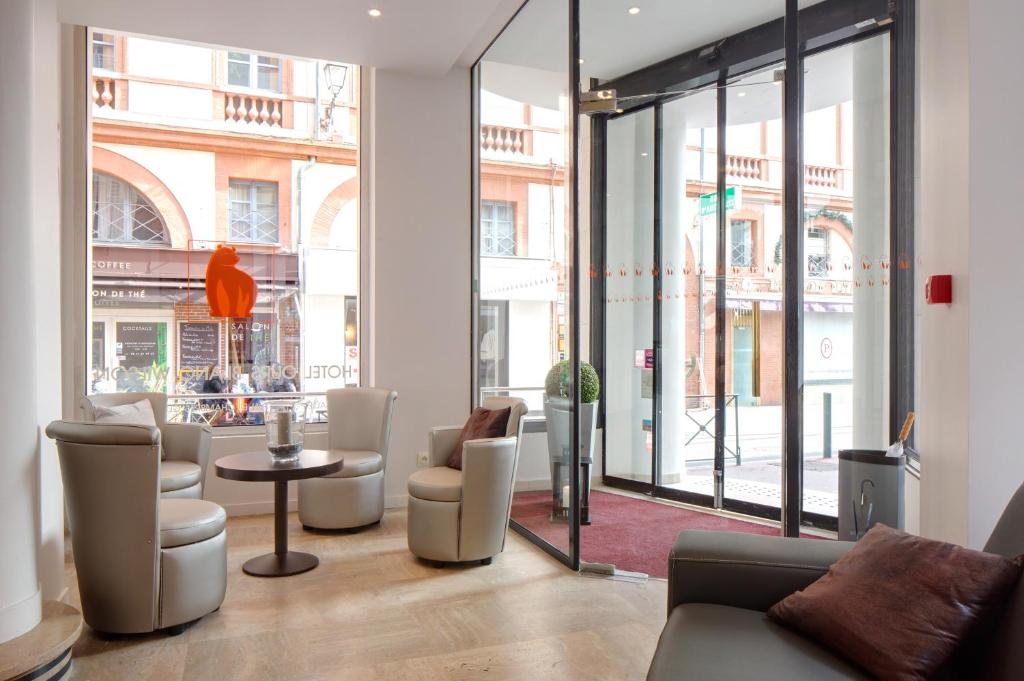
[767,524,1022,681]
[446,406,511,470]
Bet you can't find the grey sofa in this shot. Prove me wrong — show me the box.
[647,482,1024,680]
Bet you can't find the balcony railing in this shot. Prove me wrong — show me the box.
[726,154,769,182]
[481,124,533,157]
[222,92,286,128]
[92,75,120,109]
[805,164,844,190]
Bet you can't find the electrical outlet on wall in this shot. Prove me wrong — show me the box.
[416,451,430,467]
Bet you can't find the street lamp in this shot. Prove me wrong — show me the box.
[320,63,349,134]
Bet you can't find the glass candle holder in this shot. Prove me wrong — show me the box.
[265,401,307,462]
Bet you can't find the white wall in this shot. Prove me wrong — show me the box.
[0,0,43,643]
[916,0,971,547]
[916,0,1024,549]
[916,0,970,545]
[0,0,64,644]
[965,0,1024,548]
[369,67,471,505]
[126,37,213,83]
[32,0,66,609]
[100,143,216,239]
[508,300,552,390]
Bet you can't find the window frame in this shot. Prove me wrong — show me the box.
[74,30,368,427]
[228,179,280,244]
[729,219,753,268]
[480,200,517,257]
[92,32,117,72]
[92,172,170,245]
[806,225,830,278]
[226,51,282,93]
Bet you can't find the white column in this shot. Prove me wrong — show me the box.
[0,0,42,644]
[851,39,891,449]
[660,114,689,481]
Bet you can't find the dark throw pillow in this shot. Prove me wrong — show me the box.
[767,524,1022,681]
[446,406,512,470]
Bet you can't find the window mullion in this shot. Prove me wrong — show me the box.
[249,182,258,241]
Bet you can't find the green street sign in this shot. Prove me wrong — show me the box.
[699,186,737,217]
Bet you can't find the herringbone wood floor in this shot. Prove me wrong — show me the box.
[65,507,666,680]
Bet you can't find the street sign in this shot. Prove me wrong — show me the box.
[699,186,737,216]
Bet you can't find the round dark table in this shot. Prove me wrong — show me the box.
[215,449,343,577]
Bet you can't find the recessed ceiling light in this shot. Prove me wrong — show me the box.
[641,152,648,157]
[628,7,641,15]
[578,58,585,64]
[368,8,382,17]
[615,108,624,113]
[737,91,747,97]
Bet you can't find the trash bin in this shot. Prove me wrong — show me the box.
[838,449,905,541]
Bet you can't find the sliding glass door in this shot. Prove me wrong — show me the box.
[592,1,909,533]
[604,109,655,487]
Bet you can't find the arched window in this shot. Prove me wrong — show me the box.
[92,172,170,245]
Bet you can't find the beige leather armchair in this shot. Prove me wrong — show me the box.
[298,387,398,530]
[46,420,227,635]
[83,392,212,499]
[406,397,527,565]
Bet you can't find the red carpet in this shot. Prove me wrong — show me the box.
[511,489,816,578]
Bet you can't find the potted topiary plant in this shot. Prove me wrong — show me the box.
[543,360,600,523]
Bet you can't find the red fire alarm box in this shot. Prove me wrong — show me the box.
[926,274,952,304]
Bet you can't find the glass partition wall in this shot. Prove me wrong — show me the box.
[473,0,579,566]
[472,0,913,566]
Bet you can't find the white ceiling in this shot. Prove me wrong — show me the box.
[481,0,865,126]
[57,0,520,76]
[484,0,826,82]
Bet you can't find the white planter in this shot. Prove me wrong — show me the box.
[543,396,599,478]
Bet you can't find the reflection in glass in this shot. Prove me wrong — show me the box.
[476,0,575,560]
[801,34,891,518]
[603,109,654,485]
[87,30,361,427]
[718,67,784,511]
[661,88,720,499]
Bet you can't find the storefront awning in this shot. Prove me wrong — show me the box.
[92,244,299,285]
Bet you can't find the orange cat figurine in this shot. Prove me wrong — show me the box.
[205,245,256,318]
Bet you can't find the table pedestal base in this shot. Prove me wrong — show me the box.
[242,551,319,577]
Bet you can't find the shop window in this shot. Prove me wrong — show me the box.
[229,180,279,243]
[481,201,516,256]
[92,33,116,71]
[92,173,169,244]
[86,29,361,427]
[730,219,753,267]
[227,52,281,92]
